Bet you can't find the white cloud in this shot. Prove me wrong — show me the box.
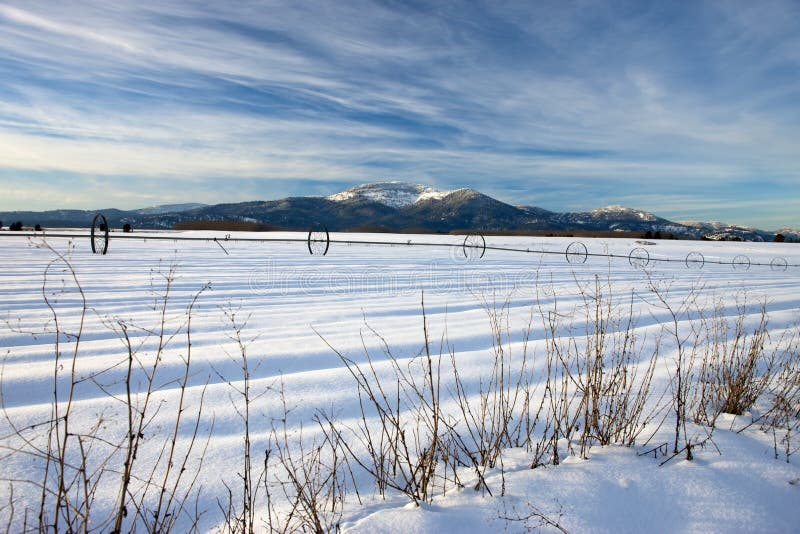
[0,1,797,226]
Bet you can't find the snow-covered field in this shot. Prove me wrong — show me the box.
[1,231,799,533]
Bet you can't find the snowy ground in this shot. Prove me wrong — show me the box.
[1,231,799,533]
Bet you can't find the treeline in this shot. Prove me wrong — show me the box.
[1,221,41,231]
[173,220,286,232]
[0,222,133,232]
[169,220,798,243]
[171,221,672,239]
[450,228,676,239]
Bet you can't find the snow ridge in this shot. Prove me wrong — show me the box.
[590,205,658,221]
[326,181,453,209]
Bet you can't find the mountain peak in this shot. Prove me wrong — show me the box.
[326,181,454,209]
[590,205,659,222]
[1,183,782,240]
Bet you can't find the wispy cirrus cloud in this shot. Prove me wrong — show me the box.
[0,0,797,228]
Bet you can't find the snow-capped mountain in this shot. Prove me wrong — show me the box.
[553,206,665,227]
[0,182,790,241]
[774,228,800,242]
[589,206,660,222]
[679,221,771,242]
[326,181,456,209]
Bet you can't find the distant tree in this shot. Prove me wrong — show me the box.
[9,221,23,231]
[99,223,107,232]
[654,231,662,239]
[774,233,785,243]
[35,224,42,231]
[0,220,3,230]
[644,230,653,239]
[123,223,132,233]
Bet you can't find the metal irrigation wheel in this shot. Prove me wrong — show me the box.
[462,233,486,260]
[685,251,704,269]
[770,257,788,272]
[565,241,588,264]
[90,213,109,255]
[628,247,650,269]
[307,224,330,255]
[732,255,751,271]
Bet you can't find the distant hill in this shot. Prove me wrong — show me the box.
[132,203,208,215]
[0,182,790,242]
[678,221,771,242]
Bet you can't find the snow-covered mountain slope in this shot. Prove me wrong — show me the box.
[590,205,660,222]
[326,181,455,209]
[679,221,772,242]
[548,205,676,233]
[3,181,793,241]
[774,228,800,242]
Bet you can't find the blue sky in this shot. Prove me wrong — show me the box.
[0,0,798,228]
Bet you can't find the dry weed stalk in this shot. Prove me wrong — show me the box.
[751,332,800,462]
[530,274,659,466]
[573,275,658,454]
[270,385,346,533]
[446,293,537,490]
[0,246,211,533]
[3,245,799,531]
[646,276,705,459]
[693,298,777,427]
[215,310,346,534]
[214,305,261,534]
[315,293,448,505]
[316,274,663,504]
